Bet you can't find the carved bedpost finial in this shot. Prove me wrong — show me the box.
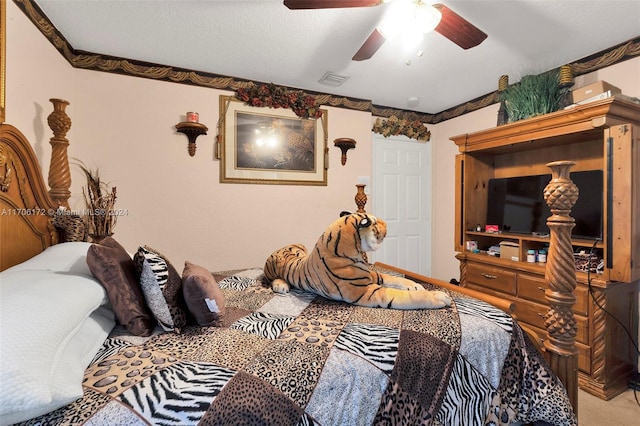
[47,98,72,208]
[543,160,579,416]
[355,184,367,213]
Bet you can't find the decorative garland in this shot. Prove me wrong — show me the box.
[235,83,324,119]
[372,116,431,141]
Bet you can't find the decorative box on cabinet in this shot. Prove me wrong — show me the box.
[451,98,640,400]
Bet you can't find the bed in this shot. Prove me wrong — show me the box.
[0,100,577,426]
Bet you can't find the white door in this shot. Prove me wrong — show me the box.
[370,135,432,276]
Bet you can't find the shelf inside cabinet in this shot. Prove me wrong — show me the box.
[465,231,603,249]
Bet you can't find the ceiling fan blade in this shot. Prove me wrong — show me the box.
[352,28,386,61]
[284,0,382,10]
[432,3,487,49]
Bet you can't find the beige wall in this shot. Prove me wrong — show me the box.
[6,1,374,273]
[5,1,639,282]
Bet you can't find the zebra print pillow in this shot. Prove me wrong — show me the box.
[134,246,189,333]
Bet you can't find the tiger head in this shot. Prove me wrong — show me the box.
[338,211,387,254]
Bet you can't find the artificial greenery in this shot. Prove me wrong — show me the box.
[500,70,567,122]
[235,83,323,119]
[371,115,431,141]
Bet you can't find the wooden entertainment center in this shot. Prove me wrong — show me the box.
[451,97,639,400]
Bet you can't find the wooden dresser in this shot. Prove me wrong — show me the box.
[451,97,640,400]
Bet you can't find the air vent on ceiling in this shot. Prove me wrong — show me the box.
[318,72,350,87]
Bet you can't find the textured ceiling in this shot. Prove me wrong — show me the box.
[30,0,640,115]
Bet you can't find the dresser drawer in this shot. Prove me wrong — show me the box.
[513,298,589,345]
[467,264,517,295]
[517,274,546,303]
[518,273,589,315]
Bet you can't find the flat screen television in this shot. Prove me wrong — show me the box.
[486,170,603,240]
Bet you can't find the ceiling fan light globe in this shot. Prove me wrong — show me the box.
[377,0,413,38]
[416,5,442,33]
[376,22,398,39]
[402,25,425,47]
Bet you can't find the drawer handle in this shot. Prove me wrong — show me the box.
[481,273,497,280]
[537,312,546,318]
[537,286,545,292]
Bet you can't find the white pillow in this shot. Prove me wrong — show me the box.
[0,269,111,425]
[4,242,93,276]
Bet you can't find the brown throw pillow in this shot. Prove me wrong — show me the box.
[86,237,155,336]
[182,261,225,326]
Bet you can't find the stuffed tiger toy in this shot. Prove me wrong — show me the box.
[263,212,452,310]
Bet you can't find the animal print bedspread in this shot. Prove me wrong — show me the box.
[17,268,576,426]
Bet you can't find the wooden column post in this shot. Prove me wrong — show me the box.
[47,98,72,208]
[543,160,579,416]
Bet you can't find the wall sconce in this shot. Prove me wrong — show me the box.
[176,112,208,156]
[334,138,356,165]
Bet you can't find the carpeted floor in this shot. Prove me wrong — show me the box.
[578,388,639,426]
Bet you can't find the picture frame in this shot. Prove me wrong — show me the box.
[218,95,328,185]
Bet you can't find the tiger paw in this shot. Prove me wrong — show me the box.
[428,290,453,308]
[272,278,290,294]
[383,276,423,291]
[408,282,424,291]
[397,277,423,291]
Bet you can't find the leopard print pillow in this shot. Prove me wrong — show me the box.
[133,246,190,333]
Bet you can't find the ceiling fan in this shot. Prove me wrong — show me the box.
[284,0,487,61]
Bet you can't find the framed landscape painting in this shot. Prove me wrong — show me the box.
[218,96,328,185]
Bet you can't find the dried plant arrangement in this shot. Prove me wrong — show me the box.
[75,160,117,242]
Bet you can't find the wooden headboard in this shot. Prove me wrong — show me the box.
[0,99,72,271]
